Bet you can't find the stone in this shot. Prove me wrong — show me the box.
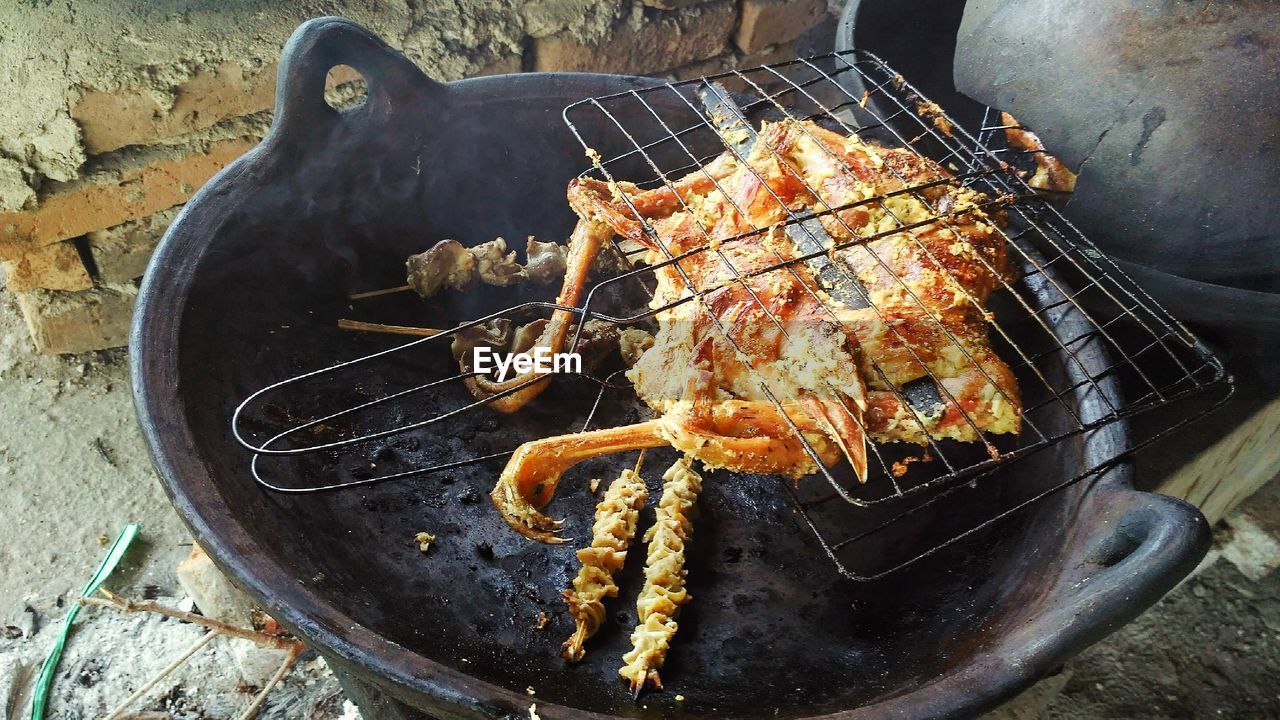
[0,157,35,212]
[86,207,179,284]
[520,0,620,40]
[734,0,828,54]
[640,0,712,8]
[14,283,137,355]
[176,544,256,626]
[534,0,737,74]
[177,544,289,685]
[1,240,92,293]
[0,136,256,260]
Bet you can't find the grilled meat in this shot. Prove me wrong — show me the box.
[488,118,1021,542]
[619,457,701,692]
[562,465,649,662]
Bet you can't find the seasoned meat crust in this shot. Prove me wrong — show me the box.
[572,119,1021,449]
[488,119,1022,544]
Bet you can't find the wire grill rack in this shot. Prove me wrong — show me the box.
[232,50,1231,581]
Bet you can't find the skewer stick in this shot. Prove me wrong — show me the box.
[349,284,412,300]
[80,591,300,651]
[101,628,221,720]
[336,319,443,337]
[234,644,305,720]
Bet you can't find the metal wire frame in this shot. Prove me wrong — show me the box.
[563,61,1222,474]
[563,50,1227,579]
[231,50,1229,579]
[556,51,1227,575]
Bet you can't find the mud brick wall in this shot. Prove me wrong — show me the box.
[0,0,834,354]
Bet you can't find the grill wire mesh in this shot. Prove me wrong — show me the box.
[233,50,1231,582]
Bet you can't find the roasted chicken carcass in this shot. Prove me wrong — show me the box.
[481,118,1021,543]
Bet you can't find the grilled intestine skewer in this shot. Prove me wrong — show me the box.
[619,456,702,694]
[349,236,570,300]
[562,455,650,662]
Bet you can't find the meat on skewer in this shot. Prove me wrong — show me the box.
[562,462,650,662]
[619,457,702,693]
[486,119,1021,542]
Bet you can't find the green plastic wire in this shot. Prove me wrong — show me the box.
[30,522,140,720]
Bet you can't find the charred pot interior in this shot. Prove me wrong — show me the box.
[213,31,1227,716]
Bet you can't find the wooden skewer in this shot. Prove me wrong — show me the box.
[102,628,221,720]
[349,284,412,300]
[235,644,305,720]
[81,591,299,651]
[337,318,444,337]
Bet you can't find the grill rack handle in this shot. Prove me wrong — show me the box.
[272,16,445,136]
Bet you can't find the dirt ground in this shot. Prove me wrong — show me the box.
[1,282,1278,718]
[1046,484,1280,719]
[0,288,351,719]
[1047,560,1280,718]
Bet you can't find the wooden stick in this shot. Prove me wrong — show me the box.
[80,591,299,652]
[83,591,308,720]
[336,318,444,337]
[349,284,412,300]
[235,644,304,720]
[633,448,647,475]
[102,629,221,720]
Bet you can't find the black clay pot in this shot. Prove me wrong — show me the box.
[131,17,1210,720]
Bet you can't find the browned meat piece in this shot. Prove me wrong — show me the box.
[562,466,648,662]
[618,457,701,692]
[487,119,1021,542]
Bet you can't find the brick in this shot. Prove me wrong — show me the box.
[1,241,92,292]
[0,136,256,260]
[734,0,828,54]
[72,63,363,155]
[535,0,737,74]
[86,206,179,284]
[15,283,136,354]
[666,40,798,85]
[739,40,799,69]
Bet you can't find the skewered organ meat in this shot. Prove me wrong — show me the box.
[525,238,570,284]
[486,118,1022,541]
[618,457,701,692]
[562,466,649,662]
[406,236,571,298]
[407,239,474,298]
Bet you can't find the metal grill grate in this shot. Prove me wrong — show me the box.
[232,51,1230,581]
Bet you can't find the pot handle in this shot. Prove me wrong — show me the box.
[1065,489,1210,619]
[272,16,445,135]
